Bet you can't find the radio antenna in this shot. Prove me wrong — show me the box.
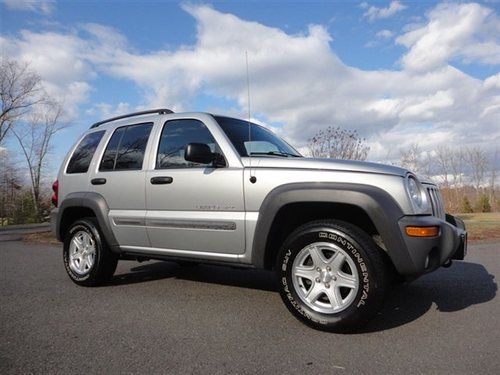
[245,51,256,183]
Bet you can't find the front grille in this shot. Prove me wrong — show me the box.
[426,186,445,219]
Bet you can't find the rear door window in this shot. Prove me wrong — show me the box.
[100,123,153,171]
[66,131,105,174]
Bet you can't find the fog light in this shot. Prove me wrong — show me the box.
[405,226,439,237]
[424,255,430,269]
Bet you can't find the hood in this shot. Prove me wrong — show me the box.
[241,157,408,177]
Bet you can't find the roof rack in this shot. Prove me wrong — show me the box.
[90,108,174,129]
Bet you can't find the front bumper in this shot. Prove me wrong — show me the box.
[397,214,467,278]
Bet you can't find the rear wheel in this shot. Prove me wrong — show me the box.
[63,218,118,286]
[276,220,388,332]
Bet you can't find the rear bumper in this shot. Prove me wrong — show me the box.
[50,208,60,241]
[397,214,467,278]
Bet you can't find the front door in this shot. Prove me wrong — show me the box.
[145,118,245,255]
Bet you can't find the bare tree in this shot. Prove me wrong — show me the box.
[308,126,369,160]
[10,102,65,220]
[0,149,22,225]
[399,143,433,178]
[0,58,44,144]
[434,146,451,188]
[489,148,499,211]
[433,147,467,211]
[464,147,488,197]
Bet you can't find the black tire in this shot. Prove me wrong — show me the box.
[63,217,118,286]
[276,220,388,332]
[176,260,199,268]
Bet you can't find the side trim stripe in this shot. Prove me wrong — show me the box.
[113,218,146,226]
[113,218,237,231]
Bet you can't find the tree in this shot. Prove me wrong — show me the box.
[434,146,466,211]
[465,147,488,197]
[10,102,65,220]
[489,149,498,211]
[308,126,369,160]
[0,149,22,225]
[0,59,44,144]
[399,143,432,178]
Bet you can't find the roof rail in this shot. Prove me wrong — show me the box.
[90,108,174,129]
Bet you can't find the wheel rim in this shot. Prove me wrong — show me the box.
[291,241,359,314]
[68,230,96,276]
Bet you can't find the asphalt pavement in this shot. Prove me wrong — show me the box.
[0,224,51,242]
[0,240,498,374]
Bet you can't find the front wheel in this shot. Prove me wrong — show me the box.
[63,218,118,286]
[276,220,388,332]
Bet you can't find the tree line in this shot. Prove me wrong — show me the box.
[308,128,499,214]
[1,59,65,225]
[398,144,498,213]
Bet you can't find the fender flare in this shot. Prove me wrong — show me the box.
[251,182,417,275]
[55,192,120,252]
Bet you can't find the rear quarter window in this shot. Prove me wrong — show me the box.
[66,131,105,174]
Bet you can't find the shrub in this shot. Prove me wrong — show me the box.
[460,196,474,213]
[475,195,491,213]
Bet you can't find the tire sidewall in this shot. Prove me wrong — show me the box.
[277,224,377,330]
[63,219,103,283]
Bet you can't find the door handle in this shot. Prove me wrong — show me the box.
[91,178,106,185]
[150,176,173,185]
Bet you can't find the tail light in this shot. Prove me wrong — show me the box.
[51,180,59,207]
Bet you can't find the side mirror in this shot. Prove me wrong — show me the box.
[184,143,214,164]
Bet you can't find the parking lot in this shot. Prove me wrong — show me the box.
[1,240,498,374]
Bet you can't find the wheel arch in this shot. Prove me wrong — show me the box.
[56,192,119,252]
[251,182,413,274]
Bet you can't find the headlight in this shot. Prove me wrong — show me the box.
[405,174,429,214]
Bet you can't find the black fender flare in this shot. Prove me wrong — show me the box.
[251,182,417,275]
[55,192,120,252]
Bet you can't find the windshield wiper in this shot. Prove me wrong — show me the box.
[249,151,301,158]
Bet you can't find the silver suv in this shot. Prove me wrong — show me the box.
[51,108,467,332]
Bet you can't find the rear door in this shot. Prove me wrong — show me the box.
[145,117,245,255]
[89,122,154,247]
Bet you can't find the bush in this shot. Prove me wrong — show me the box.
[475,195,491,213]
[11,190,38,224]
[460,196,474,213]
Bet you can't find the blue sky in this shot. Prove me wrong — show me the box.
[1,0,499,177]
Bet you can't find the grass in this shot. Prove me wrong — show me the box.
[456,212,500,242]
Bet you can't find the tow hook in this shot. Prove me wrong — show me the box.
[442,260,453,268]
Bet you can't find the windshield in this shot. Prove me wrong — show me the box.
[215,116,301,158]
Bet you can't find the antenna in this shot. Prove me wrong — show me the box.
[245,51,256,183]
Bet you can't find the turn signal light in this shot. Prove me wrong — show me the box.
[405,226,439,237]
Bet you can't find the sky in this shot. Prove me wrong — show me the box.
[1,0,499,177]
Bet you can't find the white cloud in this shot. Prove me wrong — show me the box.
[1,2,499,163]
[0,30,93,113]
[376,29,393,39]
[87,102,132,119]
[397,2,500,72]
[2,0,54,14]
[361,1,407,22]
[365,29,394,46]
